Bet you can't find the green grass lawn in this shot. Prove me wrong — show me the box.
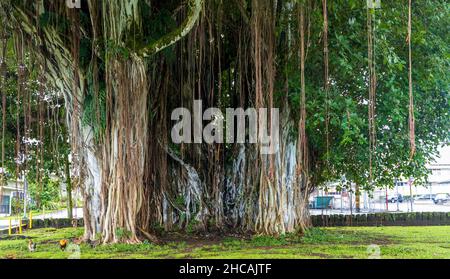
[0,226,449,259]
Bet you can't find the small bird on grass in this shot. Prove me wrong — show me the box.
[28,240,36,252]
[86,239,98,249]
[59,239,68,251]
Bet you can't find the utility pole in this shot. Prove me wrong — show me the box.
[364,191,369,211]
[429,183,433,201]
[385,186,389,212]
[355,184,361,213]
[349,185,353,215]
[340,176,346,213]
[395,179,399,211]
[409,177,414,212]
[349,185,353,226]
[65,150,73,220]
[23,175,28,218]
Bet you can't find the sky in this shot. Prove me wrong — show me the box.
[433,144,450,165]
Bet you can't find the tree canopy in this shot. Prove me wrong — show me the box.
[0,0,448,242]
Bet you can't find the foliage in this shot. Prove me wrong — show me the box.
[0,30,69,207]
[81,81,107,141]
[28,177,61,210]
[115,228,132,241]
[282,0,449,190]
[10,196,23,215]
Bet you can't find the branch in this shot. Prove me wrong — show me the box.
[139,0,203,57]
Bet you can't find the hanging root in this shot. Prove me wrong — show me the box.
[407,0,415,160]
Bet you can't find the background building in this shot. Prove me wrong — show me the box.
[0,180,25,216]
[310,145,450,214]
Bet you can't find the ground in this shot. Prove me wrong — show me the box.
[310,201,450,215]
[0,226,449,259]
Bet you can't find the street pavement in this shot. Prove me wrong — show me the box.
[0,208,83,231]
[310,201,450,215]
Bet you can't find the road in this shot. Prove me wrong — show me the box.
[311,201,450,215]
[0,208,83,231]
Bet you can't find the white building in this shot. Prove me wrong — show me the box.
[312,145,450,211]
[0,180,25,216]
[384,145,450,199]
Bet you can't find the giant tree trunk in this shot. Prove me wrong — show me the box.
[4,0,204,242]
[3,0,314,242]
[93,0,203,242]
[225,110,311,235]
[100,57,148,243]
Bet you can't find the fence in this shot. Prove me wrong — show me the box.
[2,213,450,236]
[31,218,84,229]
[0,218,84,235]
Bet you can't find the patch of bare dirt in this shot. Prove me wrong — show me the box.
[159,231,252,247]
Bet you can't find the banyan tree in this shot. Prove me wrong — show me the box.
[0,0,448,243]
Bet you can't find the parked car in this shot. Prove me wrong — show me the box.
[414,194,436,203]
[432,193,450,204]
[388,194,403,203]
